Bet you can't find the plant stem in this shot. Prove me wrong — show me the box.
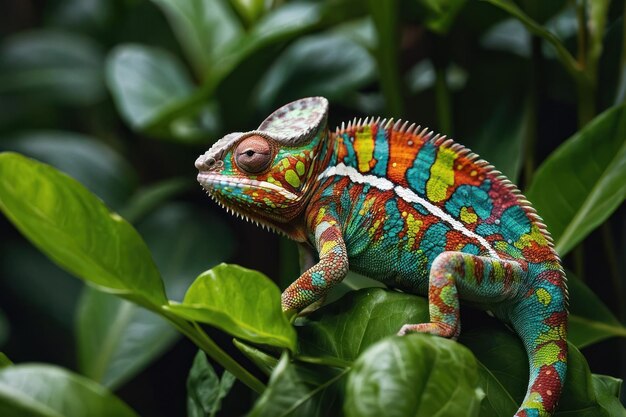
[163,312,266,393]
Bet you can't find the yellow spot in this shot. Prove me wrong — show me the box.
[492,262,504,282]
[536,288,552,305]
[426,147,457,202]
[533,342,560,367]
[296,160,305,176]
[392,162,397,168]
[281,159,290,169]
[515,224,549,249]
[470,170,477,177]
[460,207,478,224]
[285,170,301,188]
[355,126,374,173]
[315,207,327,225]
[405,214,422,249]
[456,164,463,170]
[321,240,337,256]
[402,211,407,217]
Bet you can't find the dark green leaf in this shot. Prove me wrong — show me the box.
[414,0,468,34]
[0,152,167,307]
[247,354,347,417]
[233,339,279,377]
[0,130,136,211]
[256,31,375,112]
[77,203,234,389]
[567,274,626,348]
[0,365,139,417]
[166,264,296,351]
[119,178,192,224]
[345,335,482,417]
[228,0,266,25]
[592,375,626,417]
[187,350,235,417]
[526,103,626,256]
[151,0,243,77]
[0,354,11,369]
[297,288,429,361]
[0,30,105,105]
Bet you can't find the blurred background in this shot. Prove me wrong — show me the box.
[1,0,625,415]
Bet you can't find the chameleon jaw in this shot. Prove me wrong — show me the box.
[197,172,300,201]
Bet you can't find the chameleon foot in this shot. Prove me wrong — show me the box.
[397,322,459,338]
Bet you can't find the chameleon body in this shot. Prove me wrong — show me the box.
[195,97,568,417]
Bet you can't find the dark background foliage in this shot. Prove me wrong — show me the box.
[0,0,625,415]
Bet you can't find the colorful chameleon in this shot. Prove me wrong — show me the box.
[195,97,568,417]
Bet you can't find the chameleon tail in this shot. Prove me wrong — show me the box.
[509,270,568,417]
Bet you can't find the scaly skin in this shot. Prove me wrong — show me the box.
[195,97,568,417]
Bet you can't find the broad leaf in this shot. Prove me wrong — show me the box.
[526,103,626,256]
[345,335,483,417]
[0,354,11,369]
[0,30,105,105]
[166,264,296,351]
[77,203,234,389]
[0,364,139,417]
[297,288,429,361]
[0,152,167,307]
[151,0,243,77]
[592,375,626,417]
[567,275,626,348]
[187,350,235,417]
[247,354,347,417]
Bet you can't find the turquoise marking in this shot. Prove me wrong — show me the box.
[461,243,480,255]
[342,133,357,167]
[406,141,436,194]
[445,184,493,219]
[311,271,326,287]
[371,127,389,177]
[421,223,450,262]
[500,205,532,243]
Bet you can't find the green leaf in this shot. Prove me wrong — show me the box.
[297,288,429,361]
[233,339,279,377]
[247,354,347,417]
[0,152,167,308]
[0,30,105,105]
[255,30,375,112]
[345,335,482,417]
[567,274,626,348]
[592,375,626,417]
[228,0,266,25]
[526,103,626,256]
[0,309,8,348]
[187,350,235,417]
[0,130,137,211]
[118,178,192,224]
[151,0,243,77]
[166,264,296,351]
[0,364,139,417]
[77,203,234,389]
[414,0,468,34]
[0,354,11,369]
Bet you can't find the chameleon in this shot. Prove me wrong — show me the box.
[195,97,568,417]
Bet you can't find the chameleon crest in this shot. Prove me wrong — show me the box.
[196,97,568,417]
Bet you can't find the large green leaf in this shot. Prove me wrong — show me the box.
[592,375,626,417]
[247,354,347,417]
[526,103,626,256]
[345,335,483,417]
[77,203,234,389]
[166,264,296,351]
[0,152,167,307]
[151,0,243,77]
[0,364,139,417]
[567,274,626,348]
[0,30,105,105]
[297,288,429,361]
[187,350,235,417]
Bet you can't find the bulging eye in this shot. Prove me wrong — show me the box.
[235,135,273,174]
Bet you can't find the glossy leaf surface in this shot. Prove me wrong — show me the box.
[187,350,235,417]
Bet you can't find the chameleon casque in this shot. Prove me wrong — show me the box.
[195,97,568,417]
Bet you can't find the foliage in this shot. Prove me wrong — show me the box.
[0,0,625,415]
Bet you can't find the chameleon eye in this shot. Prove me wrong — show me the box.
[235,135,273,174]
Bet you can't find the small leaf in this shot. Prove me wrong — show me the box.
[297,288,429,361]
[345,335,482,417]
[77,203,234,389]
[187,350,235,417]
[151,0,243,77]
[0,354,11,369]
[526,103,626,256]
[0,364,139,417]
[247,354,347,417]
[233,339,279,377]
[0,30,105,106]
[166,264,296,351]
[0,152,167,308]
[414,0,468,34]
[228,0,266,25]
[592,375,626,417]
[567,274,626,348]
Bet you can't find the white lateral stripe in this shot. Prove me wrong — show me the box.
[318,163,499,258]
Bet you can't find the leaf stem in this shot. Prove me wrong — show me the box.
[295,355,352,369]
[162,311,266,393]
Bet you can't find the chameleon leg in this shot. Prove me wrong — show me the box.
[398,251,526,338]
[282,220,348,312]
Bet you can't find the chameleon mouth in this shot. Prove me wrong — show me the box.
[197,172,299,201]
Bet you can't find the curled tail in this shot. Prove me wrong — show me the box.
[509,269,568,417]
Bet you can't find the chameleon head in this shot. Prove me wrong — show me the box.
[195,97,329,240]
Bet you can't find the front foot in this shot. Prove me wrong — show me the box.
[397,322,459,339]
